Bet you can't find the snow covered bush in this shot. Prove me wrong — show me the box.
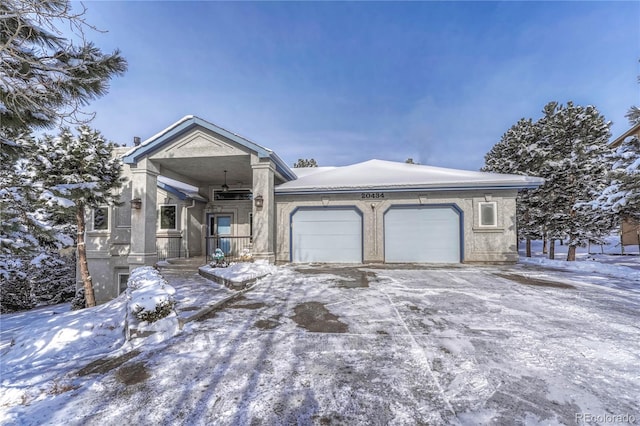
[70,288,86,311]
[29,252,76,307]
[133,300,175,323]
[127,267,176,324]
[0,251,76,313]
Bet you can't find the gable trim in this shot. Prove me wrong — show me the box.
[123,116,296,181]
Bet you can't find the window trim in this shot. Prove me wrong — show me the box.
[159,204,178,230]
[92,206,110,231]
[117,273,130,295]
[478,201,498,228]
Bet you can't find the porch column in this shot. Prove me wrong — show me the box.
[127,158,159,270]
[252,159,275,263]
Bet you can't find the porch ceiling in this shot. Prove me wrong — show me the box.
[154,155,254,188]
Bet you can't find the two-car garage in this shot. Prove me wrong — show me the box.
[290,205,462,264]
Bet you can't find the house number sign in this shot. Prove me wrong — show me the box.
[361,192,385,199]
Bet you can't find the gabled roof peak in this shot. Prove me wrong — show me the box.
[121,115,296,181]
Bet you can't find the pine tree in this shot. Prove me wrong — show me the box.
[626,60,640,126]
[0,129,61,271]
[30,126,123,307]
[293,158,318,168]
[482,118,546,256]
[484,102,614,261]
[0,1,125,308]
[0,0,127,130]
[593,135,640,230]
[627,107,640,126]
[537,102,612,261]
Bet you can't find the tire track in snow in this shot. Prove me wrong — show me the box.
[375,274,459,421]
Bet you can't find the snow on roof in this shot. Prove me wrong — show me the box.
[124,115,278,159]
[275,159,544,193]
[124,115,194,157]
[157,176,208,202]
[289,166,337,178]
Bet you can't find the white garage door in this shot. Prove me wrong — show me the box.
[385,206,461,263]
[292,208,362,263]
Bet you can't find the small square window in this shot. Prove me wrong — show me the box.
[93,207,109,230]
[479,202,497,227]
[160,205,177,229]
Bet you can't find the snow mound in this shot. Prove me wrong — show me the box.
[127,266,176,315]
[125,267,179,344]
[0,299,127,373]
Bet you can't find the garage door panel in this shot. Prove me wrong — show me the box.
[385,207,461,263]
[296,235,361,251]
[292,209,362,263]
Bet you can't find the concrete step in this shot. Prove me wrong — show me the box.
[167,256,206,265]
[157,257,207,271]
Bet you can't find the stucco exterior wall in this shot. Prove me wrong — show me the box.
[83,161,209,303]
[275,189,519,264]
[621,218,640,246]
[83,154,134,304]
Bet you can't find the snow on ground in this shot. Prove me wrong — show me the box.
[519,236,640,292]
[1,256,639,425]
[199,260,278,283]
[0,299,127,410]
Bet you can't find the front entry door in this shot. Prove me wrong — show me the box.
[208,214,232,257]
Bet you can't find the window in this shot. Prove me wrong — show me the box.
[479,202,497,227]
[160,205,177,229]
[93,207,109,230]
[118,273,129,295]
[214,190,252,201]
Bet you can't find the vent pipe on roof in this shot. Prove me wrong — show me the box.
[133,136,141,146]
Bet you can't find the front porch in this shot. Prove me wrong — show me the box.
[156,234,254,264]
[122,116,295,273]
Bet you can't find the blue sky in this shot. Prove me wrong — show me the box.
[79,1,639,171]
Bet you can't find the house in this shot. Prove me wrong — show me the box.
[610,122,640,247]
[84,115,544,303]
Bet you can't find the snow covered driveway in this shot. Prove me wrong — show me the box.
[4,264,640,425]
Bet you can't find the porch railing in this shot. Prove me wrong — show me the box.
[156,235,183,261]
[206,236,253,263]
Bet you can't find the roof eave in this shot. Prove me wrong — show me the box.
[157,182,188,201]
[275,182,545,195]
[269,152,297,181]
[610,121,640,148]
